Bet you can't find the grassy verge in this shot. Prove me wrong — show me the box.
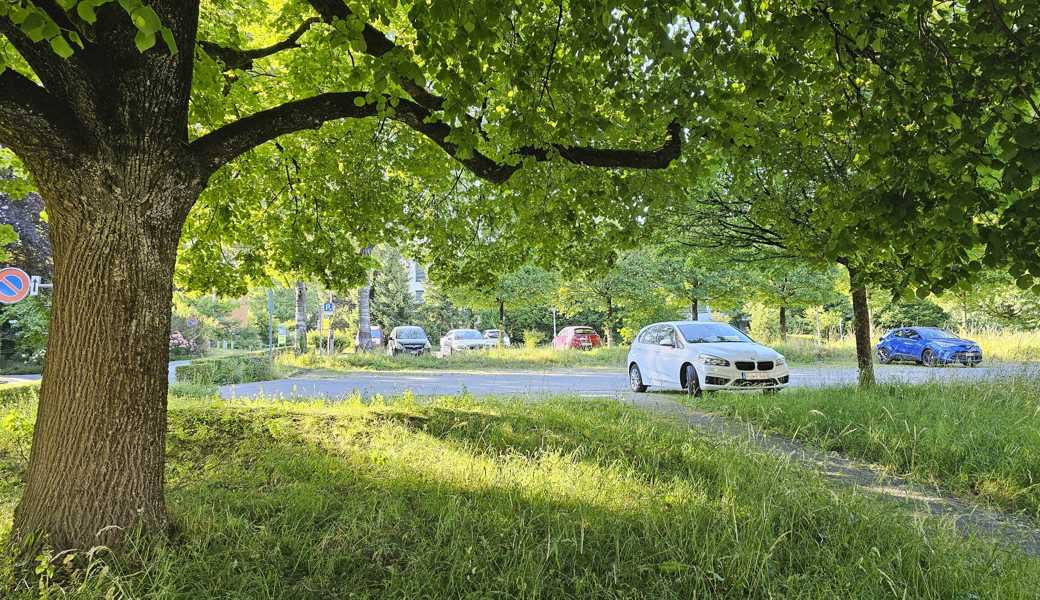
[695,379,1040,521]
[2,391,1038,597]
[278,345,629,372]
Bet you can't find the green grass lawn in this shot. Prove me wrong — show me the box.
[278,345,630,373]
[695,379,1040,522]
[1,389,1038,597]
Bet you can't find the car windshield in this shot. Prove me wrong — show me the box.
[397,327,426,340]
[677,323,751,343]
[918,328,956,339]
[454,330,482,340]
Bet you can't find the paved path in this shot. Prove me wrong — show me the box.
[637,395,1040,558]
[220,362,1039,400]
[0,359,190,387]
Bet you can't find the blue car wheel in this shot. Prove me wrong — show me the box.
[877,346,892,364]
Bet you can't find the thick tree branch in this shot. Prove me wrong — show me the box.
[985,0,1029,50]
[199,17,320,71]
[190,91,683,184]
[305,0,444,111]
[190,92,374,172]
[0,69,78,156]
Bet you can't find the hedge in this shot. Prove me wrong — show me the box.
[174,355,275,386]
[0,382,40,405]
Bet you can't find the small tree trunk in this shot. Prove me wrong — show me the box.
[14,191,187,551]
[294,281,308,353]
[847,268,876,387]
[690,298,699,321]
[779,306,788,340]
[605,296,615,347]
[497,299,505,348]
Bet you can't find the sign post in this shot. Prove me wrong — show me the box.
[325,293,334,356]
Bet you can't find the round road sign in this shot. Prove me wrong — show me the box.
[0,267,31,304]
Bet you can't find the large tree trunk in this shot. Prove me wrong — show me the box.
[13,181,192,551]
[847,270,876,387]
[605,295,615,348]
[690,298,699,321]
[294,281,308,353]
[779,305,788,340]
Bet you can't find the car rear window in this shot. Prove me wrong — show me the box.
[454,330,482,340]
[574,328,596,335]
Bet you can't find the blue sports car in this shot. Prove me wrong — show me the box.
[875,327,982,367]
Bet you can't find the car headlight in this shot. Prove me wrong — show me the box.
[775,355,786,366]
[698,353,730,367]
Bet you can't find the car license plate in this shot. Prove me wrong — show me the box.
[742,372,769,380]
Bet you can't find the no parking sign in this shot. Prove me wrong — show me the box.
[0,267,30,304]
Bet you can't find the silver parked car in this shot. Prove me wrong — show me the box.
[439,329,489,356]
[482,329,511,347]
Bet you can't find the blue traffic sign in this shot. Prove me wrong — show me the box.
[323,302,334,315]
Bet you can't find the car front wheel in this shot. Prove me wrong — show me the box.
[629,364,647,393]
[922,348,937,367]
[682,363,702,398]
[877,347,892,364]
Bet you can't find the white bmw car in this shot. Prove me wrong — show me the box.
[626,321,789,396]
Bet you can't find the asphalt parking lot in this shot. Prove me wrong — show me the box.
[219,362,1039,400]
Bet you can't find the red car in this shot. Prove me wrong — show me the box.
[553,326,603,350]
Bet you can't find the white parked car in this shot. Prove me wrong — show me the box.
[482,329,511,347]
[626,321,789,396]
[439,329,490,356]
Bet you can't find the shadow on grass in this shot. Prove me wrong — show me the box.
[5,399,1038,598]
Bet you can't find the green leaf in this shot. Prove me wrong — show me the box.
[50,35,75,58]
[77,1,98,24]
[134,29,156,53]
[131,6,161,35]
[353,96,366,107]
[160,27,177,54]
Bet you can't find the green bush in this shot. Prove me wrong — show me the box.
[521,329,545,348]
[175,356,275,386]
[0,383,39,406]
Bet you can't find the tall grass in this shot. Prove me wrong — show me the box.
[278,345,629,372]
[1,393,1038,597]
[696,378,1040,520]
[767,328,1040,364]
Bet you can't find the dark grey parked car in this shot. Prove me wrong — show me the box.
[387,326,432,356]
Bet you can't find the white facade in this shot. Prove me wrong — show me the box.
[406,260,427,303]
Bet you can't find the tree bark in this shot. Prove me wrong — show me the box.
[848,274,876,387]
[294,281,308,353]
[779,305,788,340]
[605,296,615,347]
[497,299,505,348]
[690,298,699,321]
[13,183,191,551]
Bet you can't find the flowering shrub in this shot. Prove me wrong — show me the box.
[169,330,199,358]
